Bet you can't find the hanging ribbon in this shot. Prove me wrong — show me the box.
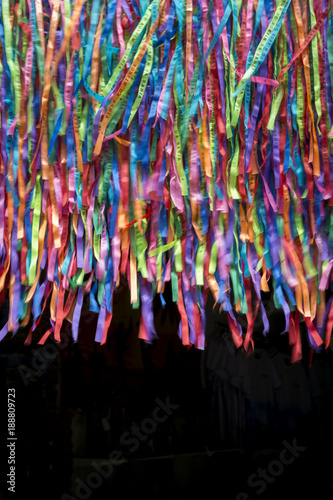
[0,0,332,360]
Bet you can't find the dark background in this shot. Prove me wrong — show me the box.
[1,283,333,500]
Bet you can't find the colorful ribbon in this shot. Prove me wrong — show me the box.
[0,0,333,358]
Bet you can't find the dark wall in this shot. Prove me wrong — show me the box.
[1,285,333,500]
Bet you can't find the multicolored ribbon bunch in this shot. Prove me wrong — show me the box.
[1,0,333,360]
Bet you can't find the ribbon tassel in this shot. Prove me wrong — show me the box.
[0,0,331,361]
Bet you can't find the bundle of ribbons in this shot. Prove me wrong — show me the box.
[0,0,333,361]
